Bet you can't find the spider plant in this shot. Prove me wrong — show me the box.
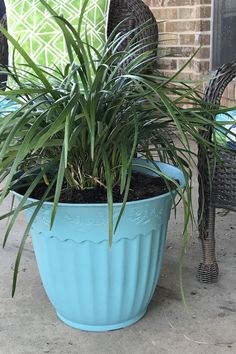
[0,0,228,297]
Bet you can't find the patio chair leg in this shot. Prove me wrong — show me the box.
[197,206,219,283]
[198,239,219,283]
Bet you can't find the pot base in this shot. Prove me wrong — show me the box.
[56,309,147,332]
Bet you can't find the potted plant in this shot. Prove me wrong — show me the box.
[0,2,226,331]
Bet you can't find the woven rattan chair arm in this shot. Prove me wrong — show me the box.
[201,60,236,142]
[204,60,236,105]
[0,12,7,63]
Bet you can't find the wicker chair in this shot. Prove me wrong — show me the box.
[108,0,158,55]
[198,60,236,283]
[0,0,158,72]
[0,1,7,84]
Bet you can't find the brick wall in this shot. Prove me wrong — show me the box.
[144,0,212,80]
[144,0,236,105]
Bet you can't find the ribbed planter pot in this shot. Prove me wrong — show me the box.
[16,159,184,331]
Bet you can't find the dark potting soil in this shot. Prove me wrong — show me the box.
[17,172,178,204]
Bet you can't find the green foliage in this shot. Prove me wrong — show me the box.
[0,1,229,296]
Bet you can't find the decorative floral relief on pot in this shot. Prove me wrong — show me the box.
[127,205,164,224]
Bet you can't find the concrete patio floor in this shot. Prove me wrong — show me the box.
[0,168,236,354]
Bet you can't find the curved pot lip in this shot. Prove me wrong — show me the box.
[12,161,185,208]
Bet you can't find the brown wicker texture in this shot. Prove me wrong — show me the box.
[0,1,7,84]
[0,0,158,69]
[108,0,158,57]
[198,60,236,283]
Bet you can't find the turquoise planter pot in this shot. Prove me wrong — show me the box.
[16,160,185,331]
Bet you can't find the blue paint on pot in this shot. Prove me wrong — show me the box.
[15,160,185,331]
